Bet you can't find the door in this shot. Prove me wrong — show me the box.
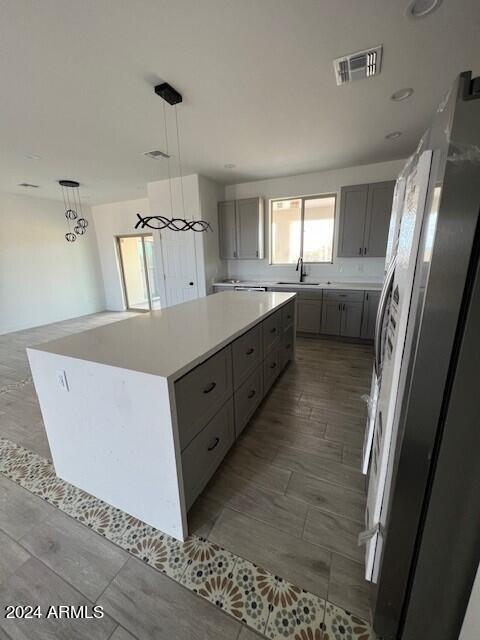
[159,227,199,307]
[364,181,395,257]
[338,184,369,257]
[361,291,381,339]
[297,300,321,333]
[236,198,262,259]
[321,300,342,335]
[340,302,363,337]
[218,201,237,259]
[117,235,160,311]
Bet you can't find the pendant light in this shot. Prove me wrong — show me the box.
[59,180,89,242]
[135,83,212,233]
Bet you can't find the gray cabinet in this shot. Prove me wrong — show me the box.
[338,184,369,257]
[321,291,364,338]
[218,201,237,259]
[321,301,342,336]
[341,302,363,337]
[361,290,381,340]
[218,197,264,260]
[364,182,396,257]
[338,181,395,258]
[297,299,322,333]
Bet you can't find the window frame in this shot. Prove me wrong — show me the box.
[269,193,337,265]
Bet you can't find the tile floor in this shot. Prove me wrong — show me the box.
[0,312,376,640]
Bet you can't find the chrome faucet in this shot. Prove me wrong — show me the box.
[296,257,307,283]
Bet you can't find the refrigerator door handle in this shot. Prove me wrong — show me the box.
[374,255,397,377]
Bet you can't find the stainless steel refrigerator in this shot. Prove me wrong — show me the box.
[361,70,480,639]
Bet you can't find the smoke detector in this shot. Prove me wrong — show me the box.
[333,45,383,86]
[143,149,171,160]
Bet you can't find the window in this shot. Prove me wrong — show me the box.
[270,194,336,264]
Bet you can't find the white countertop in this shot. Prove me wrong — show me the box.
[213,279,383,292]
[29,291,295,380]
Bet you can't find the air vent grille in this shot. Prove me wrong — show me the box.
[143,149,171,160]
[333,45,383,85]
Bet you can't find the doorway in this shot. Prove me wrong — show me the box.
[117,235,161,311]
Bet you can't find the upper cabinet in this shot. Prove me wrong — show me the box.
[218,197,264,260]
[338,180,395,258]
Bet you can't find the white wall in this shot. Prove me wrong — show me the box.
[198,175,227,291]
[0,192,105,335]
[224,158,406,283]
[460,564,480,640]
[92,197,150,310]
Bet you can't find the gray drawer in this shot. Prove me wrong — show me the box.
[234,364,263,438]
[323,289,364,302]
[232,324,263,389]
[175,346,233,449]
[262,310,282,354]
[281,301,295,331]
[281,325,295,368]
[263,347,281,394]
[182,399,235,509]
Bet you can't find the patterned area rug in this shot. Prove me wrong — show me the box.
[0,438,375,640]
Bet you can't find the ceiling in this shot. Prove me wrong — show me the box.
[1,0,479,204]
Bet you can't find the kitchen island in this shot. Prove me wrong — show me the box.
[27,291,296,540]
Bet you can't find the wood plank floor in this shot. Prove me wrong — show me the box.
[196,336,374,620]
[0,313,374,638]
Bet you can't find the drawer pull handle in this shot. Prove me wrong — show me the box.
[286,344,292,349]
[207,437,220,451]
[270,362,277,369]
[270,327,277,334]
[247,389,256,399]
[246,348,255,355]
[203,382,217,394]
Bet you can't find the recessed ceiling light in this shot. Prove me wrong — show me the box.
[406,0,443,19]
[25,153,41,160]
[391,88,414,101]
[385,131,402,140]
[224,163,236,169]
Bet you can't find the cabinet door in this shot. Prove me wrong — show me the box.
[364,181,395,257]
[338,184,369,257]
[297,300,321,333]
[236,198,264,259]
[361,290,381,340]
[218,201,237,259]
[341,301,363,338]
[321,300,342,336]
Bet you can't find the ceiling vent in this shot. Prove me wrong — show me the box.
[333,45,383,86]
[18,182,40,188]
[143,149,171,160]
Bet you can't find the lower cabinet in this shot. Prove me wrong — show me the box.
[361,290,381,340]
[321,300,364,338]
[182,399,235,509]
[321,301,343,336]
[234,364,263,437]
[297,299,322,333]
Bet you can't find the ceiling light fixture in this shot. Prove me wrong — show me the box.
[385,131,403,140]
[135,83,212,233]
[58,179,89,243]
[391,88,414,101]
[406,0,443,19]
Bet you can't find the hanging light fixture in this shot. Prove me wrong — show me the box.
[59,179,89,242]
[135,83,212,233]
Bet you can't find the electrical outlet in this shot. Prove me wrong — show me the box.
[56,370,69,391]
